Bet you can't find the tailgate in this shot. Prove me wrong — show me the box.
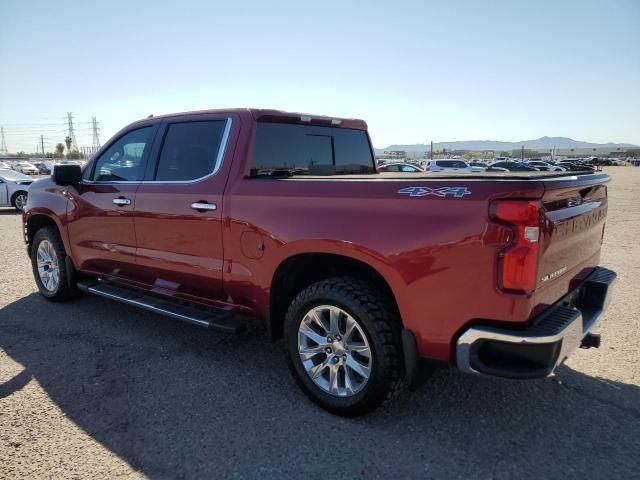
[534,173,609,308]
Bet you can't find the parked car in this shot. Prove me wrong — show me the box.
[12,161,39,175]
[377,162,423,172]
[23,108,616,416]
[32,162,52,175]
[0,161,12,169]
[424,159,473,172]
[467,161,487,172]
[526,160,566,172]
[0,168,32,211]
[558,161,595,173]
[487,161,540,172]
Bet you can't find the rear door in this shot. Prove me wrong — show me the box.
[67,125,157,279]
[132,114,235,303]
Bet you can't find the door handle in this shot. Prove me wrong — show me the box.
[191,202,217,211]
[113,197,132,206]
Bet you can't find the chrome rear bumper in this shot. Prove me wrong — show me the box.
[456,267,616,379]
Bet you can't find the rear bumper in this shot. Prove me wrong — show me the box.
[456,266,616,379]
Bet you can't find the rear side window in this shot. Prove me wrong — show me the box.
[436,160,468,168]
[250,123,374,177]
[155,120,226,181]
[89,127,152,182]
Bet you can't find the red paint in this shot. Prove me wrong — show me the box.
[23,109,611,364]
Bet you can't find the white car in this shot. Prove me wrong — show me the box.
[526,160,566,172]
[12,161,39,175]
[424,160,473,173]
[0,169,32,211]
[0,161,12,169]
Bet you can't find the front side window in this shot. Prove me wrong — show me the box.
[250,123,374,177]
[89,127,152,182]
[155,120,226,181]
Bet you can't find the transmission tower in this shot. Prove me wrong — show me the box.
[67,112,79,152]
[91,117,101,149]
[0,127,8,155]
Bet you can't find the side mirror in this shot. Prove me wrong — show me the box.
[52,164,82,186]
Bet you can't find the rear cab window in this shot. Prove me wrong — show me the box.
[249,122,374,177]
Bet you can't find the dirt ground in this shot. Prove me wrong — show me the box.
[0,167,638,479]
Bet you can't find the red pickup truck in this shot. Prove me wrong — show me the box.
[23,109,616,416]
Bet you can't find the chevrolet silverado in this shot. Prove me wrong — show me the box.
[23,109,616,416]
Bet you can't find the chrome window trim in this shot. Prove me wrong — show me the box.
[83,118,232,185]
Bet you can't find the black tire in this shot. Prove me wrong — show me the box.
[11,191,28,212]
[284,277,405,417]
[30,226,80,301]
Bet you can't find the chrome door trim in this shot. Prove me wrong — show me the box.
[80,118,233,186]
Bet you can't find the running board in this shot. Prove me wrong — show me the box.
[77,281,247,334]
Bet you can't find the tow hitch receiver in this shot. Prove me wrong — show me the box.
[580,332,601,349]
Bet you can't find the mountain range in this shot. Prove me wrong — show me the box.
[376,136,637,153]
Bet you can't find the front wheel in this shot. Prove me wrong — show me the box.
[284,277,405,416]
[31,227,80,301]
[11,191,27,211]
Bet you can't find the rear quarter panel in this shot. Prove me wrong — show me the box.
[224,176,546,361]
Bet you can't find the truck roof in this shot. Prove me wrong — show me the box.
[136,108,368,130]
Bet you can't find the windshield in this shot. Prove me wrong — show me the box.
[0,169,32,181]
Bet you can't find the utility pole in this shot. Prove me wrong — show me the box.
[40,135,45,156]
[430,140,433,160]
[91,117,100,150]
[67,112,79,152]
[521,145,525,161]
[0,127,7,155]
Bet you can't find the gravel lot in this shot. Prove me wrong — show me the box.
[1,168,638,479]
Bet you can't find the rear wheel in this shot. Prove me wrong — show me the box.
[31,227,80,301]
[11,191,27,211]
[284,277,405,416]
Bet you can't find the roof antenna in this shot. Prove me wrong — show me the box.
[147,114,154,118]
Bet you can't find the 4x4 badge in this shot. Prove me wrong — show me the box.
[397,186,472,198]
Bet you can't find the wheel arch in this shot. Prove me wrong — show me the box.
[268,251,403,340]
[25,212,69,259]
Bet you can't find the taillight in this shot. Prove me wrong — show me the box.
[490,200,541,293]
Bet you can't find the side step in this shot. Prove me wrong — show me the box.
[77,281,247,334]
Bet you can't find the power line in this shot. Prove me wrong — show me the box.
[92,117,101,149]
[66,112,79,152]
[0,127,8,155]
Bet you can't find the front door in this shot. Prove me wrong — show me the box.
[66,125,156,281]
[133,116,234,303]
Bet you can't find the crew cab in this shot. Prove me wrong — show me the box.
[22,109,616,416]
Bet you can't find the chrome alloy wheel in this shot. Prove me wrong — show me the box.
[297,305,373,397]
[36,240,60,292]
[14,193,27,211]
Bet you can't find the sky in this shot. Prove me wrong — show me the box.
[1,0,639,152]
